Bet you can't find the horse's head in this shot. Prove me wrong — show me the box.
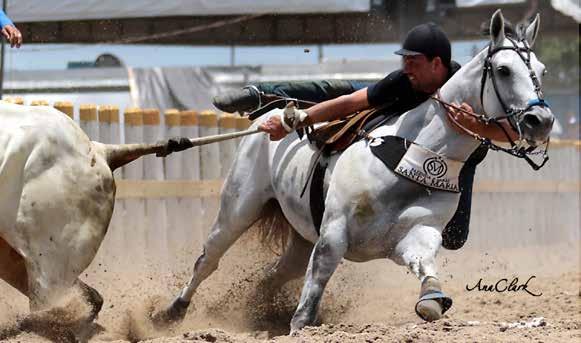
[480,10,554,147]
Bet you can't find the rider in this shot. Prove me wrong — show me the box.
[213,22,516,250]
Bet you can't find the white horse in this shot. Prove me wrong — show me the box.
[155,10,554,332]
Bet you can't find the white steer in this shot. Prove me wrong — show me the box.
[0,102,182,330]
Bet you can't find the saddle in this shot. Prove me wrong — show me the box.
[306,105,388,154]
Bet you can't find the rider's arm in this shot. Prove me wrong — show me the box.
[303,87,370,125]
[0,10,12,28]
[304,69,409,125]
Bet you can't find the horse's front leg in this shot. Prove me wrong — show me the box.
[290,215,348,333]
[396,224,452,321]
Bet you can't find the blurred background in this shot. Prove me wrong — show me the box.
[1,0,578,138]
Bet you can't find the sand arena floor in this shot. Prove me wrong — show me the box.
[0,226,579,342]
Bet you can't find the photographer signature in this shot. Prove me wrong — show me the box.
[466,276,542,297]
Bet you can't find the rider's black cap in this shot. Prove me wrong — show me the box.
[395,23,451,67]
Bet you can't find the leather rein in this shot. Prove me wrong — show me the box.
[431,37,551,171]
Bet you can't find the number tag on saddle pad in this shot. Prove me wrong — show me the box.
[395,143,463,193]
[369,136,463,193]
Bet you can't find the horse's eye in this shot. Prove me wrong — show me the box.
[497,66,511,76]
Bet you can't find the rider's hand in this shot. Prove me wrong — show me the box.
[448,102,518,142]
[2,24,22,48]
[259,115,289,141]
[448,103,478,134]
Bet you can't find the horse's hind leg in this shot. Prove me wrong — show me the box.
[154,189,271,324]
[249,230,313,333]
[290,215,348,333]
[261,230,313,291]
[154,135,273,325]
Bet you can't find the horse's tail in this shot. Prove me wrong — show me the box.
[255,199,292,255]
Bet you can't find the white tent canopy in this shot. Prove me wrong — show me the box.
[7,0,370,22]
[6,0,579,24]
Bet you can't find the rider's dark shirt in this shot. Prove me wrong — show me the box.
[367,61,462,113]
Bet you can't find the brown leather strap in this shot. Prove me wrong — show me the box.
[325,107,379,145]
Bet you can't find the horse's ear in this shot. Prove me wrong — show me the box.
[490,9,506,49]
[524,14,540,47]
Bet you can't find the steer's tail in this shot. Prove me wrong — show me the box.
[101,142,166,171]
[100,129,263,171]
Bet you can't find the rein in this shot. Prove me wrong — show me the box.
[428,35,551,171]
[431,91,549,171]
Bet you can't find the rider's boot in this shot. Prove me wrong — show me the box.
[212,86,260,114]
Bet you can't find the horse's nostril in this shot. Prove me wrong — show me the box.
[523,113,542,128]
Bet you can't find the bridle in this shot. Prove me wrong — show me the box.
[434,35,551,170]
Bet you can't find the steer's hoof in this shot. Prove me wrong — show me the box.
[415,291,452,322]
[151,297,190,328]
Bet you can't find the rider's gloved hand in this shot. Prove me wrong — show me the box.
[167,137,194,152]
[259,102,308,141]
[281,102,308,132]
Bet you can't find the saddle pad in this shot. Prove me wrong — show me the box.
[370,136,463,193]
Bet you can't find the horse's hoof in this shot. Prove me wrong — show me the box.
[414,291,452,322]
[415,299,442,322]
[151,297,190,328]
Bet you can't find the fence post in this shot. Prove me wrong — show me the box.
[100,105,124,267]
[3,96,24,105]
[53,101,74,119]
[143,108,168,272]
[164,108,185,271]
[180,110,204,259]
[198,110,220,237]
[98,105,112,144]
[79,104,99,141]
[218,113,238,178]
[235,116,252,146]
[30,99,49,106]
[123,108,147,270]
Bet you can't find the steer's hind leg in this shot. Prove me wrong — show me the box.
[0,236,28,295]
[75,280,103,322]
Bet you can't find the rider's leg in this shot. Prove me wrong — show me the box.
[259,80,368,103]
[441,145,488,250]
[212,80,370,113]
